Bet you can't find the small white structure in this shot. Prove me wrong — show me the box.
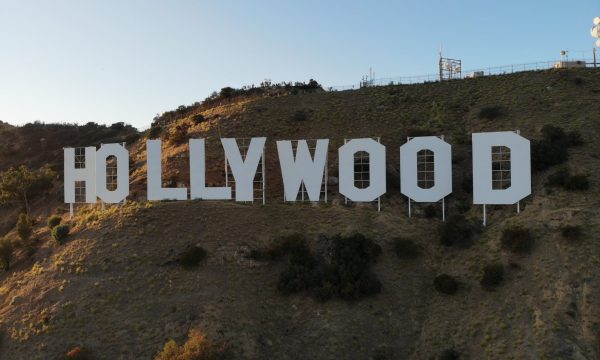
[466,71,484,78]
[554,60,586,69]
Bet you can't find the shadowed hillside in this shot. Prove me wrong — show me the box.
[0,69,600,359]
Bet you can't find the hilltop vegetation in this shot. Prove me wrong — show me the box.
[0,69,599,359]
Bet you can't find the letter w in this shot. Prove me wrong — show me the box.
[276,140,328,202]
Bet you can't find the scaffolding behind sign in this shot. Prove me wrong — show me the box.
[286,139,328,202]
[344,137,381,212]
[224,138,266,204]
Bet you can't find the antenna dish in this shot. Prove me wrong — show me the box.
[593,26,600,38]
[594,17,600,25]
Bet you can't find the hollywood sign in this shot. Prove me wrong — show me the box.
[64,131,531,215]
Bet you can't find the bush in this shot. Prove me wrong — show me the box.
[480,263,504,289]
[0,237,13,271]
[52,225,70,244]
[179,246,207,269]
[326,233,382,300]
[546,167,589,191]
[16,213,32,243]
[564,174,589,191]
[546,167,570,187]
[532,139,569,171]
[191,114,206,124]
[438,348,461,360]
[439,215,476,248]
[275,233,382,301]
[291,110,309,122]
[532,126,583,172]
[48,215,61,229]
[541,125,567,142]
[566,131,584,146]
[433,274,459,295]
[478,106,504,120]
[423,204,438,218]
[500,226,534,253]
[148,125,162,138]
[64,346,92,360]
[561,225,582,241]
[248,234,305,261]
[393,238,420,259]
[155,329,229,360]
[277,240,320,295]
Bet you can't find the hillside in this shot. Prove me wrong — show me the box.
[1,69,600,360]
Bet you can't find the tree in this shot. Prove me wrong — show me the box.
[0,165,55,214]
[16,213,32,244]
[0,237,13,271]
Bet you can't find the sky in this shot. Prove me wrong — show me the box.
[0,0,598,130]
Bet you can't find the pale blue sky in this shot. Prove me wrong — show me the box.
[0,0,598,129]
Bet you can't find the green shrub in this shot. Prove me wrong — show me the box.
[564,174,589,191]
[248,234,305,261]
[438,348,461,360]
[0,237,13,271]
[480,263,504,289]
[393,238,420,259]
[179,246,207,269]
[532,139,569,171]
[64,346,92,360]
[406,128,435,137]
[532,126,583,172]
[48,215,62,229]
[560,225,582,241]
[433,274,459,295]
[275,233,382,301]
[541,125,567,142]
[291,110,308,122]
[155,329,228,360]
[326,233,382,300]
[546,167,570,187]
[16,213,32,243]
[546,167,589,191]
[566,131,584,146]
[52,225,70,244]
[191,114,206,124]
[423,205,438,218]
[277,240,320,295]
[439,215,476,248]
[500,226,534,253]
[148,125,162,138]
[478,106,504,119]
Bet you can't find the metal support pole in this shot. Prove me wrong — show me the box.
[69,203,74,218]
[483,204,487,226]
[324,156,328,203]
[442,197,446,222]
[262,148,266,205]
[517,201,520,214]
[408,198,411,218]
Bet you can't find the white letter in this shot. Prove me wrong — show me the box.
[222,137,266,202]
[64,147,96,203]
[472,131,531,204]
[146,140,187,200]
[189,139,231,200]
[400,136,452,202]
[276,139,328,201]
[95,143,129,203]
[338,138,386,202]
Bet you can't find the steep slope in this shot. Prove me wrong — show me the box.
[0,69,600,360]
